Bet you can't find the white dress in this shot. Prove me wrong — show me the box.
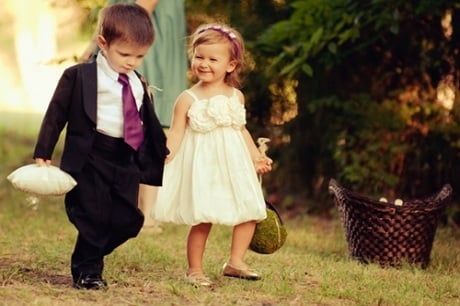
[152,89,267,226]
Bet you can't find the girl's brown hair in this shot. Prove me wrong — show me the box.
[189,23,246,88]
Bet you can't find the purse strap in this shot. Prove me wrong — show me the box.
[265,200,284,225]
[257,137,284,225]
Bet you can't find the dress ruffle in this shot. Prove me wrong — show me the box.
[188,94,246,133]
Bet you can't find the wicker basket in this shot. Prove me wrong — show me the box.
[328,179,452,268]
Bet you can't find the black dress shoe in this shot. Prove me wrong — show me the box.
[73,274,108,290]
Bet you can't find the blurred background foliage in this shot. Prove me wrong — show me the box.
[67,0,460,217]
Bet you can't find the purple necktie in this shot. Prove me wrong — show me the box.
[118,73,144,150]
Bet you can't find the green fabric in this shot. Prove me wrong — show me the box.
[108,0,188,127]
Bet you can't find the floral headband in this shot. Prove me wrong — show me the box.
[198,25,237,40]
[197,25,240,59]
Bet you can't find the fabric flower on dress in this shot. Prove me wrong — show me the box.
[228,99,246,129]
[207,95,232,126]
[188,101,216,132]
[188,94,247,133]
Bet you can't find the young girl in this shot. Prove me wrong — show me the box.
[152,23,272,287]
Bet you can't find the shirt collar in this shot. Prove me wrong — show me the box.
[96,51,138,82]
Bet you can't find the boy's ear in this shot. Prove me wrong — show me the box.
[97,35,108,50]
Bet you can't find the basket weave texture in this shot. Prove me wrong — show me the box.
[328,179,452,268]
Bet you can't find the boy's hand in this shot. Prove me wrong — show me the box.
[35,158,51,167]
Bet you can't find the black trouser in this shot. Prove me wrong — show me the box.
[65,133,144,280]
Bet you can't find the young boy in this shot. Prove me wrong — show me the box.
[33,3,168,290]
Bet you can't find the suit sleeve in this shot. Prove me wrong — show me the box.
[33,66,77,160]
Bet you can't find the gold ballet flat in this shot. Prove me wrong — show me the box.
[222,263,261,281]
[185,272,213,287]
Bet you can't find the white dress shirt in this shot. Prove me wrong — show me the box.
[95,52,144,138]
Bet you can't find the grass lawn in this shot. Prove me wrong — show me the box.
[1,112,459,306]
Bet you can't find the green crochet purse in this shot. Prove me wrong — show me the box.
[250,201,287,254]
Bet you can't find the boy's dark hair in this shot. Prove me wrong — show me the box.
[99,3,154,46]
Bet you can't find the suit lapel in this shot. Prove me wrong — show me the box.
[135,72,153,106]
[81,62,98,124]
[135,72,154,123]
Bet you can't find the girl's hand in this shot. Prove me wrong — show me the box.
[254,156,273,174]
[164,152,173,164]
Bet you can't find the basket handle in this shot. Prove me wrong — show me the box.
[434,184,453,203]
[328,178,342,198]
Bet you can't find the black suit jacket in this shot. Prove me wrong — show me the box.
[33,61,168,186]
